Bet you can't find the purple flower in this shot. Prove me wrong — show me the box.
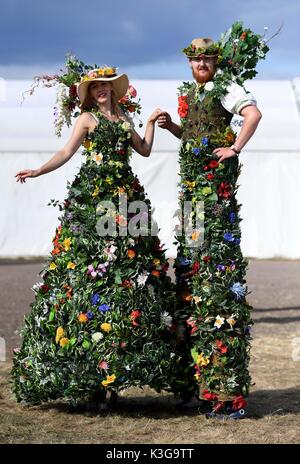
[234,238,241,245]
[86,310,94,320]
[224,232,234,242]
[193,148,201,156]
[87,264,98,278]
[230,282,246,300]
[216,264,226,271]
[98,304,110,313]
[201,137,209,146]
[66,212,74,220]
[177,255,191,267]
[229,212,236,223]
[91,293,100,305]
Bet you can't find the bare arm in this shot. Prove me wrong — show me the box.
[157,112,183,139]
[130,108,162,157]
[15,113,93,183]
[213,105,262,163]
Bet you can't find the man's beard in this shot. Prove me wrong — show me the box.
[192,67,216,83]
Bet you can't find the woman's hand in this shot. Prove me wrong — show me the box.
[213,147,237,163]
[147,108,163,124]
[15,169,40,184]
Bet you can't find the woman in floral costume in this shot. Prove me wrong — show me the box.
[158,23,269,418]
[12,60,177,409]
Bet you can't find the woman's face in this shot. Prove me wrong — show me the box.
[88,81,112,104]
[190,56,217,83]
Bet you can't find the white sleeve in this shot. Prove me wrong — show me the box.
[221,82,257,115]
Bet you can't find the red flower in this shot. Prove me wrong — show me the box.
[192,261,200,273]
[121,279,134,288]
[69,85,77,97]
[206,173,214,180]
[178,95,189,118]
[203,255,211,264]
[232,395,247,410]
[216,339,228,354]
[240,31,248,41]
[217,182,232,199]
[209,160,219,169]
[132,178,142,191]
[130,309,142,326]
[40,284,50,294]
[202,390,218,401]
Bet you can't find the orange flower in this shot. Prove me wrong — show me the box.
[182,292,193,302]
[78,313,88,323]
[151,270,160,277]
[59,337,70,347]
[127,249,136,259]
[240,31,247,41]
[226,132,235,144]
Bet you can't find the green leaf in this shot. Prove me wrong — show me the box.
[82,339,90,350]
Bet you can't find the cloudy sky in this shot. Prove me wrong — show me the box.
[0,0,299,80]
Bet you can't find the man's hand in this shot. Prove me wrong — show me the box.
[213,147,237,164]
[157,111,172,130]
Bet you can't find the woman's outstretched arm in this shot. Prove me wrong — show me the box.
[15,113,92,183]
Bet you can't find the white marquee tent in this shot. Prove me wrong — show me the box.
[1,78,300,258]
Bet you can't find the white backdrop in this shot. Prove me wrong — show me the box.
[1,79,300,258]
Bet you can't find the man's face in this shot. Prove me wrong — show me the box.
[190,56,217,83]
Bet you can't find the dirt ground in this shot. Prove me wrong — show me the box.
[0,259,300,444]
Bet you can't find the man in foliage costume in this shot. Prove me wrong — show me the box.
[158,22,269,418]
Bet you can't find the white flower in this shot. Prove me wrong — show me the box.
[92,332,104,342]
[204,82,214,91]
[91,151,103,165]
[137,271,149,287]
[128,238,135,246]
[214,315,225,329]
[160,311,173,328]
[121,121,131,132]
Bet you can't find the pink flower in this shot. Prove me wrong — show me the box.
[128,84,137,97]
[98,360,109,370]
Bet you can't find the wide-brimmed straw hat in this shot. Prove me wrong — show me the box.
[183,38,220,58]
[76,66,129,106]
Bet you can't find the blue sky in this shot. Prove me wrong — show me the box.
[0,0,299,80]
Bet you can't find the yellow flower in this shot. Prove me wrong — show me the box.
[49,262,57,270]
[63,238,72,251]
[105,177,113,185]
[227,317,236,328]
[194,372,201,381]
[83,140,92,150]
[153,259,160,266]
[196,353,210,367]
[67,262,76,269]
[185,180,196,191]
[191,230,201,241]
[78,313,88,323]
[92,185,99,197]
[55,326,64,344]
[59,337,70,347]
[193,296,201,304]
[101,374,116,387]
[101,322,112,333]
